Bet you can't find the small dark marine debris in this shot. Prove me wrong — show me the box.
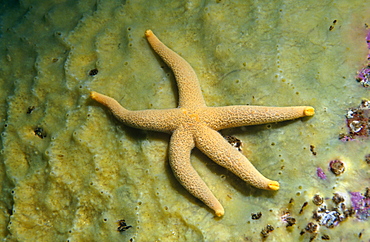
[34,127,47,139]
[117,219,132,232]
[89,68,99,76]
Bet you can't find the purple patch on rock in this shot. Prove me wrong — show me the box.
[350,192,370,220]
[356,30,370,87]
[316,167,327,180]
[356,67,370,87]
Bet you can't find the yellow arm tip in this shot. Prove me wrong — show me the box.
[145,29,153,37]
[215,209,224,217]
[90,91,96,99]
[304,107,315,116]
[90,91,101,101]
[268,181,280,191]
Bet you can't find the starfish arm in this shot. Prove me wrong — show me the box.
[169,126,224,217]
[194,125,280,191]
[200,105,315,130]
[90,91,181,133]
[145,30,206,109]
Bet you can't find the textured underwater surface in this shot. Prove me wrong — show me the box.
[0,0,369,241]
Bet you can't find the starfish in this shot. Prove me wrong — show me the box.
[90,30,314,217]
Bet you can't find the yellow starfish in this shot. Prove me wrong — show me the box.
[90,30,314,217]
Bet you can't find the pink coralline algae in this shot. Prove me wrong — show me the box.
[316,167,327,180]
[350,189,370,220]
[356,30,370,87]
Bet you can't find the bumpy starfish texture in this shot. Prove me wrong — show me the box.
[90,30,314,217]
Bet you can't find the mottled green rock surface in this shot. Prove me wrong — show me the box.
[1,0,369,241]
